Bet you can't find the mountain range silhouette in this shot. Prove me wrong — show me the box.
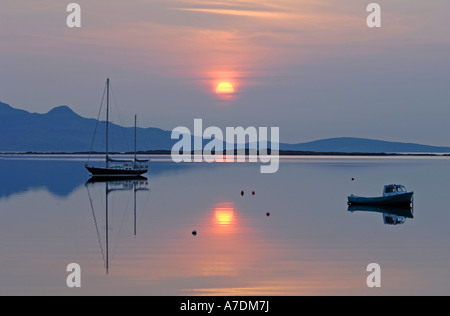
[2,101,450,154]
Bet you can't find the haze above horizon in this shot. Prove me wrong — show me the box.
[0,1,449,146]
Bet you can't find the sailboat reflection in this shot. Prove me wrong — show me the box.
[86,176,149,274]
[348,205,414,226]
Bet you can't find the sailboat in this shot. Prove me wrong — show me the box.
[85,79,149,178]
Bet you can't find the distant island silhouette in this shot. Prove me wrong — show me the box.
[2,101,450,155]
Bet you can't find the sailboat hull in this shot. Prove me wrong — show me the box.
[86,166,147,177]
[87,175,148,183]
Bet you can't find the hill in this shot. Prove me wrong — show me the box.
[282,137,450,153]
[0,101,173,152]
[2,101,450,154]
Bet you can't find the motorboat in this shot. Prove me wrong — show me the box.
[348,184,413,207]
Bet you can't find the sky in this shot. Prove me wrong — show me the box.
[1,0,450,145]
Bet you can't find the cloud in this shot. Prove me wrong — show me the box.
[171,7,295,20]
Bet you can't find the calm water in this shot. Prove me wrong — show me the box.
[1,155,450,295]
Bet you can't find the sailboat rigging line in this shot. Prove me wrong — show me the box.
[87,82,107,164]
[109,83,132,153]
[86,184,106,268]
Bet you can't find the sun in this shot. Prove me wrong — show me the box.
[215,82,235,94]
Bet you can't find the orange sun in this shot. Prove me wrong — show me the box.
[215,82,235,94]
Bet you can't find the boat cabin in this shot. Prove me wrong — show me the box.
[383,184,407,197]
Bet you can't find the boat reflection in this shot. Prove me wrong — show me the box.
[348,204,414,226]
[86,176,149,274]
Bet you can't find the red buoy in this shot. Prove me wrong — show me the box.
[241,191,244,196]
[252,191,255,196]
[266,212,271,217]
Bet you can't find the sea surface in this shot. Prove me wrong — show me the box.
[1,154,450,295]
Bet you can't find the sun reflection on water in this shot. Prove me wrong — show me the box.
[214,203,235,229]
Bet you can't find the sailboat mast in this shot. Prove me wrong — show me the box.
[106,78,110,168]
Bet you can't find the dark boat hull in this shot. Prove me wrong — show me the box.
[86,166,147,178]
[86,175,147,184]
[348,192,414,207]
